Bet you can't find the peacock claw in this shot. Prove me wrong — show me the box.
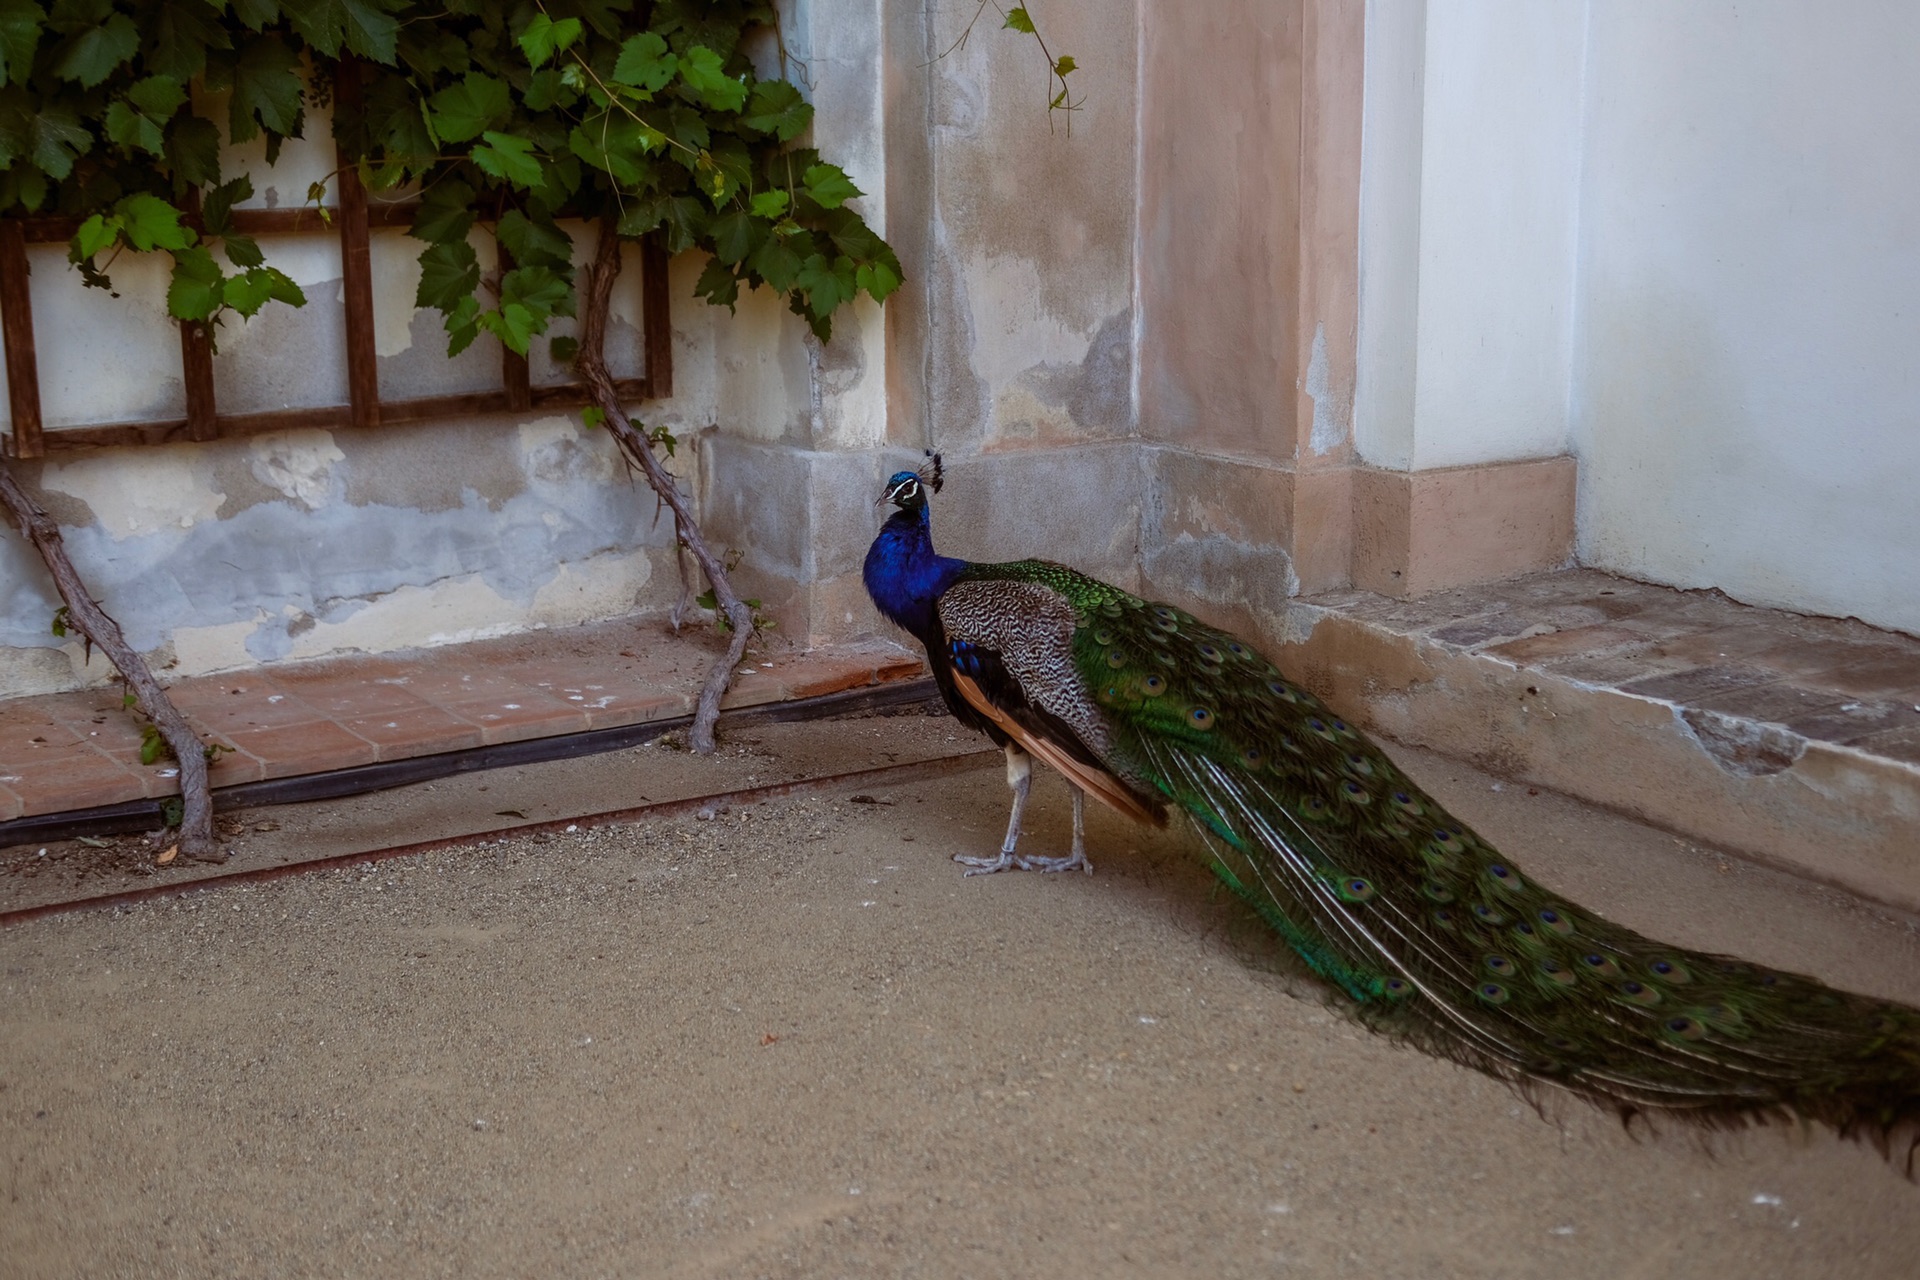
[1015,851,1094,875]
[954,850,1019,876]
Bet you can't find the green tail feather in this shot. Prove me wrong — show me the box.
[971,559,1920,1171]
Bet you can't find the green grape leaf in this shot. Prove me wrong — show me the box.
[163,115,221,186]
[429,72,511,144]
[149,2,230,82]
[128,76,188,120]
[748,189,789,220]
[229,35,303,143]
[694,257,738,311]
[740,80,811,141]
[230,0,280,30]
[796,252,853,316]
[287,0,400,62]
[517,13,581,69]
[263,266,304,306]
[495,209,573,270]
[477,300,538,354]
[567,115,660,186]
[104,101,165,156]
[749,236,801,292]
[548,334,578,364]
[409,177,477,244]
[856,258,902,303]
[1004,7,1036,34]
[472,130,542,187]
[118,193,193,252]
[499,263,573,319]
[676,45,746,112]
[54,11,136,87]
[29,106,90,178]
[222,266,276,316]
[611,31,675,92]
[415,237,480,311]
[1053,55,1077,77]
[166,246,225,322]
[222,234,264,269]
[200,173,252,236]
[0,0,45,89]
[803,162,860,209]
[72,213,115,260]
[709,209,759,266]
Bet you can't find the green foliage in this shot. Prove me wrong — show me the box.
[1,0,895,352]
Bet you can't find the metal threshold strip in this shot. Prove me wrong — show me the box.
[1,744,998,928]
[0,678,943,850]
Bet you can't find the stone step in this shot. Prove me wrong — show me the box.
[1275,569,1920,912]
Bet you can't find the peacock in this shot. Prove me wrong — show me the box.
[862,455,1920,1170]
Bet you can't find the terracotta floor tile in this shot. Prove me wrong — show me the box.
[252,669,437,719]
[438,693,591,746]
[222,721,380,780]
[358,666,543,707]
[6,744,146,815]
[0,705,83,764]
[873,654,927,684]
[168,675,331,733]
[774,655,877,700]
[573,688,694,730]
[336,707,486,761]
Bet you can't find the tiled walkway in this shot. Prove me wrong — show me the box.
[0,618,923,821]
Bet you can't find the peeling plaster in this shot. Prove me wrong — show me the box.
[1305,323,1349,455]
[41,450,226,541]
[1677,706,1809,778]
[249,430,346,510]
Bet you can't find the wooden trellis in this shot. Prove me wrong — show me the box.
[0,119,670,459]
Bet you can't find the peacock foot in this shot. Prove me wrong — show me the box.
[953,850,1020,876]
[1015,850,1094,875]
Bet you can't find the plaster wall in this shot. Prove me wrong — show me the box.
[1572,1,1920,636]
[1354,0,1586,472]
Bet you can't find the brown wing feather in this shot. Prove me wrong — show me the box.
[949,670,1166,828]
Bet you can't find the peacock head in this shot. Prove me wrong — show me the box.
[881,452,943,511]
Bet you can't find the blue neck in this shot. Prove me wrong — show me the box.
[864,505,968,643]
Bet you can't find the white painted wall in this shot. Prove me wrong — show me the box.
[1572,1,1920,635]
[1360,0,1920,635]
[1355,0,1587,471]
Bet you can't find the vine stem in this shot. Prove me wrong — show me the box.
[576,218,751,754]
[0,460,222,861]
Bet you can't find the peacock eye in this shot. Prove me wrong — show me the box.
[1190,707,1215,729]
[1142,675,1167,695]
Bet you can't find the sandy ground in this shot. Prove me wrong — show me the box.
[3,709,1919,1278]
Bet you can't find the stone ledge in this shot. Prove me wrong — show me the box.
[1273,569,1920,911]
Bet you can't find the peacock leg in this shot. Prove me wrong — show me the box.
[1016,785,1094,875]
[954,742,1030,875]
